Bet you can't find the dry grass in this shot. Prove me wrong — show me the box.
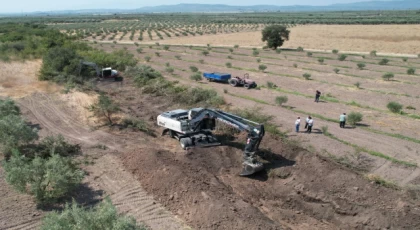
[0,60,62,98]
[161,24,420,54]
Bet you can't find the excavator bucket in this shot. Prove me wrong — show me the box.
[239,162,264,176]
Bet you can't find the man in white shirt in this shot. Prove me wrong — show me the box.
[295,117,301,133]
[307,117,314,133]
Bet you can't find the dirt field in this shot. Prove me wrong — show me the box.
[144,25,420,55]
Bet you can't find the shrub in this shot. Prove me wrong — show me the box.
[382,72,394,81]
[403,57,408,62]
[256,58,261,63]
[406,106,416,110]
[121,117,149,133]
[318,58,324,64]
[332,49,339,54]
[165,67,174,74]
[144,56,151,62]
[199,59,204,64]
[354,82,361,89]
[303,73,311,80]
[227,55,233,59]
[379,58,389,65]
[387,101,403,113]
[347,112,363,126]
[88,94,120,125]
[229,48,234,53]
[357,63,366,70]
[163,45,170,50]
[175,55,181,60]
[113,40,117,44]
[266,81,277,89]
[40,198,145,230]
[155,52,160,57]
[275,49,281,54]
[225,62,232,68]
[275,96,288,106]
[189,66,199,72]
[134,42,139,47]
[155,42,160,46]
[333,68,340,74]
[338,54,347,61]
[165,62,170,67]
[3,150,84,204]
[293,63,298,68]
[252,50,259,56]
[370,50,377,56]
[190,73,202,81]
[297,47,304,52]
[136,48,143,53]
[306,52,312,57]
[202,50,209,56]
[407,68,416,75]
[0,98,21,118]
[258,64,267,72]
[234,45,239,49]
[149,45,153,49]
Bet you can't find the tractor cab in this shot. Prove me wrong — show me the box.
[101,67,119,78]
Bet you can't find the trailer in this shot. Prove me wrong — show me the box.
[203,72,231,82]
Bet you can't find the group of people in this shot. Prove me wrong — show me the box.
[293,90,348,134]
[294,116,314,133]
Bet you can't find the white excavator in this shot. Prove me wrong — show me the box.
[157,108,265,176]
[78,61,123,81]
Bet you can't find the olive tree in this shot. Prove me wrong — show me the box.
[88,94,120,125]
[261,25,290,50]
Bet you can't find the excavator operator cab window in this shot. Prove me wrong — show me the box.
[102,69,112,77]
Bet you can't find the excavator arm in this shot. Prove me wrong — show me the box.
[78,61,101,77]
[188,108,265,176]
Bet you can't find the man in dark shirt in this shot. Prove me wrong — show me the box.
[315,90,321,102]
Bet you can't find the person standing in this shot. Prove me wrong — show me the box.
[315,90,321,103]
[340,113,347,128]
[307,116,314,133]
[305,115,310,130]
[295,117,301,133]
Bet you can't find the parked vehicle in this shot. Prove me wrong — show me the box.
[203,72,231,82]
[229,73,257,89]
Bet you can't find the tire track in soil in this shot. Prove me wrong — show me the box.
[13,92,187,230]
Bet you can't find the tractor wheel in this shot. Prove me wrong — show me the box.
[253,83,258,88]
[180,137,192,150]
[229,79,238,87]
[244,84,251,89]
[169,130,175,138]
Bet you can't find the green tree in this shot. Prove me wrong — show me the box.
[407,68,416,75]
[333,68,340,74]
[190,73,202,81]
[258,64,267,72]
[382,72,394,81]
[0,98,21,118]
[0,115,38,157]
[163,45,170,50]
[318,58,324,64]
[39,47,79,80]
[261,25,290,50]
[202,50,209,56]
[225,62,232,68]
[88,94,120,125]
[41,198,146,230]
[136,48,143,53]
[3,150,84,204]
[144,56,151,62]
[275,96,288,106]
[347,112,363,126]
[387,101,403,113]
[338,54,347,61]
[189,66,199,72]
[332,49,339,54]
[165,67,174,74]
[303,73,311,80]
[252,50,259,56]
[357,63,366,70]
[379,58,389,65]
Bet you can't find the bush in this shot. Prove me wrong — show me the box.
[121,117,149,133]
[347,112,363,126]
[293,63,298,68]
[303,73,311,80]
[190,73,202,81]
[202,50,209,56]
[228,55,233,59]
[354,82,361,89]
[163,45,170,50]
[225,62,232,68]
[199,59,204,64]
[297,47,304,52]
[357,63,366,70]
[387,101,403,113]
[40,198,145,230]
[382,72,394,81]
[3,150,84,204]
[134,42,139,47]
[27,135,81,159]
[379,58,389,65]
[136,48,143,53]
[234,45,239,49]
[165,67,174,74]
[407,68,416,75]
[266,81,277,89]
[155,42,160,46]
[144,56,151,62]
[403,57,408,62]
[229,48,234,53]
[175,55,181,60]
[165,62,170,67]
[88,94,120,125]
[275,49,281,54]
[406,105,416,110]
[155,52,160,57]
[318,58,324,64]
[256,58,261,63]
[275,96,288,106]
[338,54,347,61]
[332,49,339,54]
[252,50,259,56]
[370,50,377,56]
[306,52,312,57]
[189,66,199,72]
[258,64,267,72]
[0,98,21,118]
[333,68,340,74]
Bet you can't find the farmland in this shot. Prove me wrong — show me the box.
[2,12,420,229]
